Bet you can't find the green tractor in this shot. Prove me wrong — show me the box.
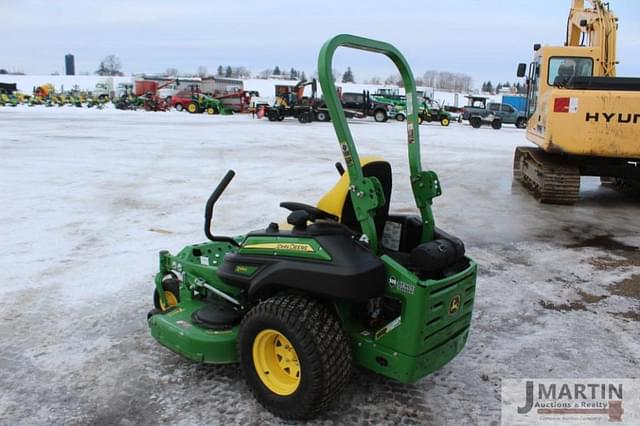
[0,93,19,107]
[186,94,233,115]
[147,34,477,420]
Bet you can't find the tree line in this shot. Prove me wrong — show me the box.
[362,70,473,92]
[481,81,527,94]
[91,54,491,94]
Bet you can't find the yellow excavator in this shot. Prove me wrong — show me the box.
[514,0,640,204]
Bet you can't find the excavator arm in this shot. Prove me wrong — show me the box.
[157,78,181,90]
[566,0,618,76]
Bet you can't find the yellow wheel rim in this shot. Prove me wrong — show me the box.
[442,118,449,126]
[207,107,214,114]
[160,291,178,310]
[252,329,301,396]
[188,104,197,113]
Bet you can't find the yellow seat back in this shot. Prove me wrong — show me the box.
[316,156,385,221]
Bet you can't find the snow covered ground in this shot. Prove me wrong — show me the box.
[0,107,638,425]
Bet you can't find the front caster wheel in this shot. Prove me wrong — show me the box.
[152,278,180,311]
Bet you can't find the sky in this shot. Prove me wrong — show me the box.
[1,0,639,87]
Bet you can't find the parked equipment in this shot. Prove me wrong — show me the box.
[114,92,138,110]
[0,83,20,107]
[267,79,320,123]
[147,34,477,420]
[462,97,527,129]
[340,91,393,122]
[515,0,640,203]
[216,90,259,113]
[469,113,502,129]
[138,92,170,111]
[186,93,232,115]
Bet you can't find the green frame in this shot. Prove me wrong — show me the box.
[318,34,442,251]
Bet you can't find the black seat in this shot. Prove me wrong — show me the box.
[553,63,575,87]
[340,160,392,237]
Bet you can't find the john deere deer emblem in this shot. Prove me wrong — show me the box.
[449,295,461,315]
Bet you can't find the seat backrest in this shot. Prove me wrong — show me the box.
[554,63,575,86]
[317,157,392,237]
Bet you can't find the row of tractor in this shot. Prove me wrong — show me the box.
[1,83,113,109]
[1,78,527,129]
[261,79,462,126]
[0,78,237,114]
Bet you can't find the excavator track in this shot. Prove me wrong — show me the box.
[600,176,640,198]
[513,147,581,204]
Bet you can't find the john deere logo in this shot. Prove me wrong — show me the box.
[449,295,461,315]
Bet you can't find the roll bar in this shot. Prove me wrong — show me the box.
[317,34,441,250]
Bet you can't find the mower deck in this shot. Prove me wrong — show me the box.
[149,298,239,363]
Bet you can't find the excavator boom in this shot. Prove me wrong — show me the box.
[566,0,617,76]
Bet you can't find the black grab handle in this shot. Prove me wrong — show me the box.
[204,170,240,246]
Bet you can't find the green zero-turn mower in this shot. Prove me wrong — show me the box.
[148,34,477,420]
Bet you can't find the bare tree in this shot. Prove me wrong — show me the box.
[420,69,472,92]
[257,68,273,79]
[369,76,382,84]
[96,55,123,76]
[233,66,251,78]
[332,68,340,82]
[165,67,179,77]
[197,66,208,78]
[384,74,403,86]
[422,70,438,88]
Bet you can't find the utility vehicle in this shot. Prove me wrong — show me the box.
[148,34,477,420]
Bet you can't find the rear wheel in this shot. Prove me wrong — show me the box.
[298,112,311,123]
[315,110,329,122]
[238,295,351,420]
[470,117,481,128]
[267,109,280,122]
[187,102,199,113]
[374,109,387,122]
[175,103,184,111]
[516,117,527,129]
